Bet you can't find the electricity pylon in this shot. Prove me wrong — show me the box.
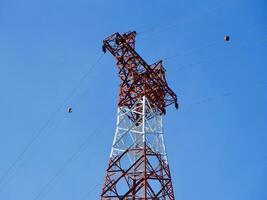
[101,31,178,200]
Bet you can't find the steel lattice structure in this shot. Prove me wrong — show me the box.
[101,31,178,200]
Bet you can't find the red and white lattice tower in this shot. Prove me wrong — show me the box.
[101,31,178,200]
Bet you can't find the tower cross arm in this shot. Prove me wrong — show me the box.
[102,31,179,113]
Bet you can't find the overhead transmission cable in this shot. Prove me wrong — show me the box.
[184,79,267,111]
[136,1,234,37]
[33,110,113,200]
[35,21,267,200]
[161,27,267,63]
[29,34,267,200]
[82,179,102,200]
[2,13,266,197]
[0,53,105,189]
[0,67,106,191]
[0,113,70,192]
[2,25,266,190]
[176,37,267,72]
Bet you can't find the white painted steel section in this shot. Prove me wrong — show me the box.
[109,96,169,164]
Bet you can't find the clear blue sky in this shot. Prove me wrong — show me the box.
[0,0,266,199]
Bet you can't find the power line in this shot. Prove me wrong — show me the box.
[4,33,264,192]
[80,83,267,200]
[0,53,105,189]
[162,35,267,64]
[0,114,70,191]
[137,2,267,40]
[1,15,266,197]
[32,111,113,200]
[33,35,267,200]
[162,40,218,61]
[137,1,233,37]
[82,180,102,200]
[183,80,267,111]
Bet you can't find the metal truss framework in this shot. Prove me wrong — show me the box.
[101,31,178,200]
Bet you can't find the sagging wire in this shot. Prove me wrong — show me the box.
[136,1,234,37]
[32,111,113,200]
[0,53,105,191]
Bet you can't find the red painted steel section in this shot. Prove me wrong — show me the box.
[102,31,178,119]
[101,145,175,199]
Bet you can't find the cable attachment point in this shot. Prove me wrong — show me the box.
[175,102,179,110]
[102,45,106,53]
